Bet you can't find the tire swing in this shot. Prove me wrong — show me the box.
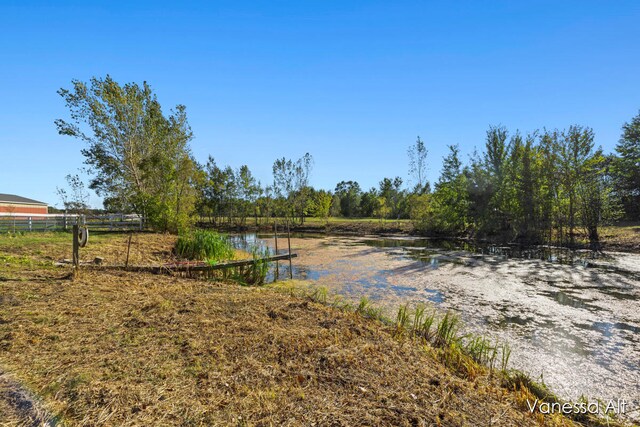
[78,226,89,248]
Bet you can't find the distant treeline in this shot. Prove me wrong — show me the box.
[196,121,637,250]
[57,76,639,249]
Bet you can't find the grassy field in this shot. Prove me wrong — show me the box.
[0,232,629,426]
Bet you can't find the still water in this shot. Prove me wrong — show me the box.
[230,233,640,420]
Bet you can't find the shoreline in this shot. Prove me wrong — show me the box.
[205,219,640,254]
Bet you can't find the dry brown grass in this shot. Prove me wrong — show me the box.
[599,223,640,252]
[0,233,591,426]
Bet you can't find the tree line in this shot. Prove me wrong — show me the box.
[57,76,640,249]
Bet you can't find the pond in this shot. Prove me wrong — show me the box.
[229,233,640,420]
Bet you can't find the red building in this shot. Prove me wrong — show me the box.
[0,194,49,215]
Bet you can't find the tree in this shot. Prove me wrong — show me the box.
[236,165,260,226]
[578,152,620,250]
[557,125,596,247]
[430,145,468,234]
[408,136,429,194]
[56,174,90,214]
[56,75,199,232]
[199,157,236,226]
[612,110,640,220]
[408,193,431,231]
[359,187,379,217]
[310,189,332,223]
[334,181,362,217]
[272,153,314,223]
[483,125,510,235]
[329,193,342,217]
[379,177,406,220]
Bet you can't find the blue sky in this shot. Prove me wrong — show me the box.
[1,1,639,208]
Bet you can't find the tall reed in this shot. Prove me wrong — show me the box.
[175,230,235,262]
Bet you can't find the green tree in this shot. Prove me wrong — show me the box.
[484,125,510,235]
[310,189,332,223]
[557,125,596,247]
[236,165,261,226]
[199,157,237,226]
[272,153,314,223]
[612,110,640,219]
[329,193,342,217]
[334,181,362,217]
[408,193,431,231]
[578,152,620,250]
[379,177,406,220]
[359,187,379,217]
[430,145,468,234]
[56,75,198,232]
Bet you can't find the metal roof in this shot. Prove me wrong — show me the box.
[0,194,48,206]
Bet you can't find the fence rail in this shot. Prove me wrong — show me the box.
[0,213,143,232]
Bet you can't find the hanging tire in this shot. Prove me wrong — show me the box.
[78,227,89,248]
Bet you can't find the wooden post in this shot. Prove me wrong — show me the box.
[274,220,279,281]
[72,224,79,278]
[125,233,133,269]
[287,219,293,279]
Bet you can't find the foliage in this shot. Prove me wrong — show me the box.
[308,189,332,222]
[428,145,469,234]
[408,193,431,231]
[379,177,406,220]
[611,110,640,220]
[272,153,314,224]
[56,75,199,232]
[334,180,362,217]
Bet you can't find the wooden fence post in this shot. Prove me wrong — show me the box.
[274,220,279,281]
[125,233,133,270]
[287,219,293,279]
[72,224,79,278]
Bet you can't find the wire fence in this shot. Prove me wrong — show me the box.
[0,213,143,233]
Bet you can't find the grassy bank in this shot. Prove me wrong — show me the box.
[0,232,631,425]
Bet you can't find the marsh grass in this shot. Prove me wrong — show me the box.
[231,246,272,285]
[174,230,235,262]
[395,304,409,334]
[355,296,385,320]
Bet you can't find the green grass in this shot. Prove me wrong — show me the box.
[175,230,235,262]
[0,231,113,252]
[0,231,70,248]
